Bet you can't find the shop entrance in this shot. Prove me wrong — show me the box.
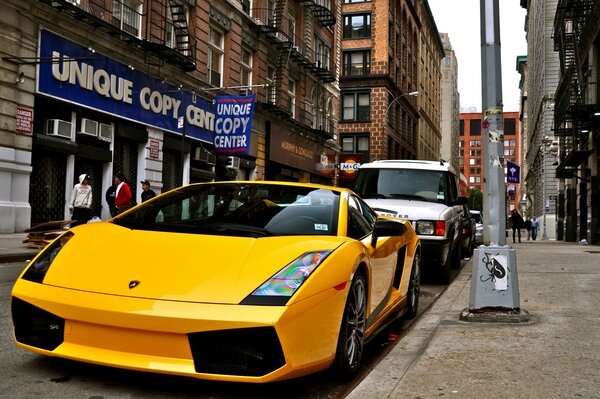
[29,152,67,225]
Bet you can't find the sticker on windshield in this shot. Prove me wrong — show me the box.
[437,192,445,200]
[314,224,329,231]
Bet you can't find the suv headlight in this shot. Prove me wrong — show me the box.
[416,221,445,236]
[241,250,332,305]
[21,232,73,283]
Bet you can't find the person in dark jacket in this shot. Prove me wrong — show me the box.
[140,180,156,202]
[510,209,524,243]
[105,179,117,217]
[524,218,532,240]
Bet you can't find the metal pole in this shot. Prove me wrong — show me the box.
[480,0,505,245]
[180,117,186,185]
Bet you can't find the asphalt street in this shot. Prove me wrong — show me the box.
[0,260,457,399]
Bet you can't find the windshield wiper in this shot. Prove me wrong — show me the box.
[210,224,273,237]
[389,193,430,201]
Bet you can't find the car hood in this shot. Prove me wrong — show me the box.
[362,198,446,220]
[42,222,345,304]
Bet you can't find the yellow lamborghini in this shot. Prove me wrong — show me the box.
[11,181,420,382]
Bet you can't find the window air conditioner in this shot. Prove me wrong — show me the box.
[98,123,113,142]
[45,119,72,139]
[79,118,99,137]
[194,147,209,162]
[227,156,240,170]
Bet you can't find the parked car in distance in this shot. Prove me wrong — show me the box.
[353,160,467,283]
[459,204,476,258]
[470,210,484,246]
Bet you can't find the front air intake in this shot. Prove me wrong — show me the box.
[12,297,65,351]
[188,327,285,376]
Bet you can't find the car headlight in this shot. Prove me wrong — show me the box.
[415,221,445,236]
[21,232,73,283]
[241,250,332,306]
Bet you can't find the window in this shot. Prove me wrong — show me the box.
[459,140,464,147]
[315,36,331,70]
[343,50,370,76]
[240,49,253,87]
[208,26,224,87]
[469,119,481,136]
[342,92,370,122]
[469,167,481,175]
[288,79,296,118]
[504,139,516,147]
[504,118,516,135]
[347,195,372,239]
[459,119,464,136]
[469,140,481,147]
[469,149,481,156]
[112,0,142,37]
[266,64,276,103]
[504,148,516,156]
[341,134,370,153]
[343,14,371,39]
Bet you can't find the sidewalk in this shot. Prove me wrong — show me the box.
[0,234,39,263]
[348,240,600,398]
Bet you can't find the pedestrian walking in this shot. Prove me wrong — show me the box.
[114,172,132,215]
[140,180,156,202]
[69,174,93,227]
[510,209,524,243]
[524,218,532,240]
[105,179,117,217]
[531,217,539,240]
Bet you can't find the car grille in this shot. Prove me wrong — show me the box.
[12,297,65,351]
[188,327,285,376]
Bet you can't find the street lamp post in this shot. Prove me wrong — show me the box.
[383,91,419,127]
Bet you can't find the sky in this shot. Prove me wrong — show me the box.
[428,0,528,113]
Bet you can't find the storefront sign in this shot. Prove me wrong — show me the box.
[15,107,33,134]
[214,94,256,154]
[270,126,335,175]
[37,30,224,144]
[149,140,160,159]
[338,154,363,182]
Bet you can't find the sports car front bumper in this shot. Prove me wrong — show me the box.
[11,280,348,383]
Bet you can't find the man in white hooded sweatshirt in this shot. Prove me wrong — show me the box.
[69,174,92,226]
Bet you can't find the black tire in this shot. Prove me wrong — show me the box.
[333,273,367,378]
[404,252,421,319]
[439,247,452,284]
[451,240,462,270]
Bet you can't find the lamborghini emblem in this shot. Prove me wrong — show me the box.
[129,280,140,289]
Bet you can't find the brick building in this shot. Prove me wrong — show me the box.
[0,0,339,232]
[337,0,420,187]
[459,112,521,211]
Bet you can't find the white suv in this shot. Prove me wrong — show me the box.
[353,160,467,283]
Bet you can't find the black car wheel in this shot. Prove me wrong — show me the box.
[404,252,420,319]
[333,273,366,378]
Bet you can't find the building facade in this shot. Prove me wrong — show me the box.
[522,0,560,240]
[516,55,529,215]
[553,0,600,244]
[439,32,459,172]
[459,112,521,212]
[415,0,443,161]
[337,0,420,187]
[0,0,339,232]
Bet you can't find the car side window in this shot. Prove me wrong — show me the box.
[347,195,372,239]
[355,195,377,229]
[446,172,458,204]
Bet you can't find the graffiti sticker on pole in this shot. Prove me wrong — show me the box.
[480,252,509,291]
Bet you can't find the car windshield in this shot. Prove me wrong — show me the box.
[354,168,446,203]
[113,183,340,237]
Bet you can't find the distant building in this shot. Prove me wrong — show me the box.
[459,112,521,211]
[439,33,460,172]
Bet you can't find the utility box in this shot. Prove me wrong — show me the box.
[469,245,520,309]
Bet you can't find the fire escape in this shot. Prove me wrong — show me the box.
[553,0,598,179]
[251,0,336,139]
[37,0,197,72]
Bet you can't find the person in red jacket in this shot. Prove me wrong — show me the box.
[114,172,132,214]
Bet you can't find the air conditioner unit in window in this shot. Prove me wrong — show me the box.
[79,118,98,137]
[227,156,240,170]
[98,123,113,142]
[194,147,209,162]
[45,119,72,139]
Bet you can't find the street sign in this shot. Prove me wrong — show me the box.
[506,160,520,183]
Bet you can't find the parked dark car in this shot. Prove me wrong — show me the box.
[459,204,476,258]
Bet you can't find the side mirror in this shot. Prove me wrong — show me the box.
[453,196,467,206]
[371,219,407,248]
